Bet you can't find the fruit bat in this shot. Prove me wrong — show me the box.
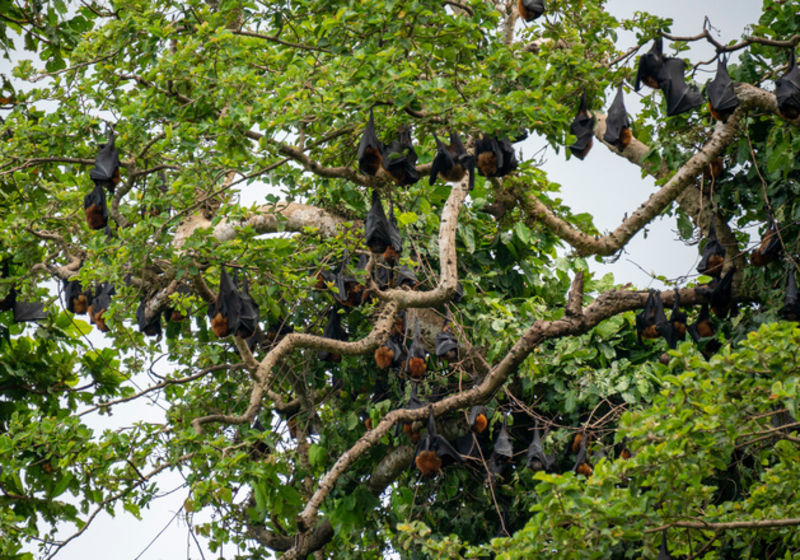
[394,264,418,290]
[635,290,669,342]
[518,0,544,21]
[476,135,516,178]
[573,439,593,477]
[434,314,458,362]
[365,189,402,255]
[569,432,584,455]
[750,219,782,266]
[374,333,405,370]
[696,222,725,277]
[64,279,91,314]
[492,417,513,461]
[568,92,595,160]
[454,431,486,464]
[669,289,687,341]
[88,282,115,332]
[329,251,364,307]
[706,55,739,122]
[405,318,427,379]
[780,267,800,321]
[90,126,121,191]
[497,137,518,176]
[318,308,346,363]
[382,127,420,186]
[615,437,633,460]
[526,420,552,472]
[657,531,673,560]
[688,302,714,340]
[413,407,462,476]
[84,183,109,230]
[235,271,259,338]
[429,132,475,189]
[383,199,402,267]
[398,383,424,442]
[603,85,632,150]
[136,297,162,337]
[657,57,704,117]
[357,108,384,175]
[708,267,735,318]
[634,38,664,91]
[5,287,47,323]
[207,267,242,338]
[468,405,488,434]
[775,49,800,120]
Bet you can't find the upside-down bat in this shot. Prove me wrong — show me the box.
[526,420,553,472]
[493,417,513,461]
[517,0,544,21]
[434,314,459,362]
[365,189,402,256]
[658,57,704,117]
[708,267,735,318]
[429,132,475,189]
[358,108,384,176]
[90,126,121,192]
[88,282,115,332]
[573,439,593,477]
[235,271,260,338]
[603,85,632,150]
[707,55,739,122]
[84,183,109,230]
[780,267,800,321]
[4,286,47,323]
[405,318,427,379]
[775,49,800,120]
[688,302,714,340]
[374,333,405,370]
[64,279,91,314]
[696,222,725,277]
[383,199,402,267]
[398,383,425,443]
[475,135,517,178]
[383,126,420,186]
[750,219,782,266]
[136,296,162,337]
[635,37,664,91]
[329,251,366,308]
[568,91,595,160]
[469,405,489,434]
[208,267,242,338]
[670,289,687,340]
[657,531,674,560]
[413,407,462,476]
[318,308,347,363]
[615,437,633,460]
[570,432,584,454]
[635,290,670,343]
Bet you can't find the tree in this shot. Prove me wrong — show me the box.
[1,0,800,558]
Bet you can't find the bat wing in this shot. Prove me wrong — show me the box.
[89,128,120,185]
[634,37,663,91]
[13,300,47,322]
[497,137,518,176]
[395,265,418,289]
[603,85,630,146]
[364,189,392,253]
[432,434,463,465]
[775,50,800,118]
[429,134,452,186]
[136,298,162,336]
[434,329,458,358]
[493,421,513,459]
[707,57,739,113]
[659,58,703,117]
[237,274,260,337]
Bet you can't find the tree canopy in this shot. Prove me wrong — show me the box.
[1,0,800,558]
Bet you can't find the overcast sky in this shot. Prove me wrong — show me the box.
[3,1,763,558]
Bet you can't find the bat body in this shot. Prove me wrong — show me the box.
[208,267,243,338]
[526,421,552,471]
[434,317,458,362]
[88,282,115,332]
[398,384,424,442]
[688,303,714,340]
[84,183,109,230]
[357,109,384,176]
[476,135,517,178]
[634,38,664,91]
[603,85,632,150]
[429,132,475,189]
[517,0,544,21]
[413,407,462,476]
[635,290,670,343]
[708,267,735,318]
[318,308,346,363]
[657,57,704,117]
[493,418,513,461]
[697,222,725,277]
[374,334,405,370]
[573,439,593,477]
[394,264,418,289]
[136,297,162,337]
[382,127,420,186]
[405,319,427,379]
[707,56,739,122]
[750,220,782,266]
[670,289,687,340]
[468,405,488,434]
[775,49,800,120]
[236,272,260,338]
[780,268,800,321]
[64,279,91,314]
[568,92,595,160]
[364,189,402,255]
[90,127,121,192]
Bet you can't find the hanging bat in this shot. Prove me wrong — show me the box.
[88,282,115,332]
[658,57,704,117]
[398,383,424,443]
[706,55,739,122]
[573,439,593,477]
[688,302,714,340]
[207,267,243,338]
[615,437,633,460]
[708,267,735,318]
[635,290,669,342]
[468,405,488,434]
[84,183,109,230]
[603,85,632,150]
[434,314,459,362]
[634,38,664,91]
[382,126,420,186]
[526,420,552,472]
[518,0,544,21]
[568,91,595,160]
[497,137,518,177]
[357,108,384,175]
[475,135,511,178]
[429,132,475,189]
[454,431,485,464]
[318,308,347,363]
[64,279,91,314]
[383,199,402,267]
[394,264,418,290]
[413,407,462,476]
[452,282,464,303]
[329,251,363,307]
[657,531,674,560]
[696,222,725,277]
[775,49,800,120]
[10,293,47,323]
[90,126,121,192]
[492,416,513,461]
[374,333,405,370]
[670,289,687,340]
[364,189,402,256]
[750,219,782,266]
[235,271,260,338]
[779,267,800,322]
[136,297,162,337]
[405,318,427,379]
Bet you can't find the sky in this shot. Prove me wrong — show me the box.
[2,1,764,559]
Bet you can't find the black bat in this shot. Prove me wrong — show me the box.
[696,222,725,277]
[634,37,664,91]
[518,0,544,21]
[657,531,674,560]
[568,91,595,160]
[382,126,420,186]
[492,416,513,461]
[526,420,552,471]
[136,297,162,337]
[394,264,418,290]
[688,302,714,341]
[374,332,405,370]
[468,405,488,434]
[84,183,109,230]
[397,383,425,442]
[669,289,687,342]
[657,57,704,117]
[64,279,91,314]
[208,267,243,338]
[434,314,458,362]
[90,126,121,192]
[364,189,402,255]
[357,108,384,176]
[451,282,464,303]
[573,438,593,477]
[603,85,632,150]
[88,282,115,332]
[706,55,739,122]
[635,290,669,343]
[429,132,475,189]
[497,137,518,176]
[330,250,362,308]
[317,308,346,363]
[775,49,800,120]
[383,199,403,267]
[475,135,517,178]
[780,267,800,322]
[413,406,462,476]
[405,318,427,379]
[708,267,735,318]
[235,271,260,338]
[750,218,782,266]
